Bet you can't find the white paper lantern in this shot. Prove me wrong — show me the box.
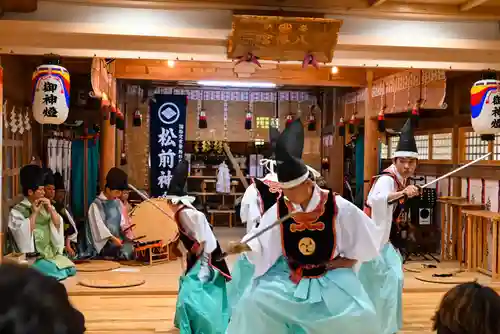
[32,64,70,125]
[471,79,500,140]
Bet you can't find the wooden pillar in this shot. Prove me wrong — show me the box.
[363,70,378,199]
[329,89,344,193]
[0,58,4,261]
[100,116,116,191]
[451,82,462,197]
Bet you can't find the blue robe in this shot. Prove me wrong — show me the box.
[227,254,255,314]
[228,257,380,334]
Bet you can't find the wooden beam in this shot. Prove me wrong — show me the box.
[369,0,389,7]
[113,59,370,87]
[460,0,490,11]
[46,0,500,20]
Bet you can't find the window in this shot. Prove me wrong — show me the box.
[389,136,399,158]
[256,117,270,129]
[494,134,500,161]
[464,131,488,161]
[432,133,452,160]
[380,142,389,160]
[415,135,430,160]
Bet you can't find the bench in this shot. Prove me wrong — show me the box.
[207,209,235,228]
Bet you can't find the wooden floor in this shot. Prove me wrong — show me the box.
[65,227,500,333]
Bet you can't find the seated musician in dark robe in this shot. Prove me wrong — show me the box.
[84,167,134,260]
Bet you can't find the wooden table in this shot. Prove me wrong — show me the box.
[437,197,466,260]
[463,209,500,280]
[208,209,234,228]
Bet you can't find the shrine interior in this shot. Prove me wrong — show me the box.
[1,0,500,333]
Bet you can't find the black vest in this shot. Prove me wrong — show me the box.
[175,207,231,281]
[278,190,337,279]
[253,178,281,227]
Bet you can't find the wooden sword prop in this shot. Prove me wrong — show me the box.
[388,152,492,205]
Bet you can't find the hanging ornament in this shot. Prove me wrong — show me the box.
[133,109,142,127]
[2,100,8,130]
[110,104,117,126]
[470,78,500,141]
[338,117,345,137]
[307,105,316,131]
[302,52,319,69]
[116,108,125,130]
[348,114,357,134]
[377,109,386,133]
[378,83,387,133]
[101,95,110,120]
[223,99,229,141]
[198,108,207,129]
[17,111,25,135]
[24,108,31,132]
[410,103,420,128]
[32,60,70,125]
[9,106,18,133]
[321,157,330,171]
[244,109,252,130]
[235,52,262,68]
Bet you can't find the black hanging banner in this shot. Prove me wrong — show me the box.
[149,94,187,197]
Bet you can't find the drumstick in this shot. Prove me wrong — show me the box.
[132,235,146,242]
[123,224,136,232]
[129,184,176,220]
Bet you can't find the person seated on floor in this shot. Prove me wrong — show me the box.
[118,189,135,240]
[8,164,76,281]
[45,171,78,258]
[432,282,500,334]
[0,262,85,334]
[85,167,134,260]
[164,160,232,334]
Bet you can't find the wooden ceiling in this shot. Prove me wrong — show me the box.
[48,0,500,20]
[0,0,37,13]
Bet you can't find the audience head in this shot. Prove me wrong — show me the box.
[432,282,500,334]
[0,263,85,334]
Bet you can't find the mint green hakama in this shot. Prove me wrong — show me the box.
[227,254,255,314]
[357,243,404,334]
[31,258,77,281]
[174,259,230,334]
[227,256,380,334]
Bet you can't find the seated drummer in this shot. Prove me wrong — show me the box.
[85,167,134,260]
[44,171,78,258]
[8,164,76,281]
[164,160,232,334]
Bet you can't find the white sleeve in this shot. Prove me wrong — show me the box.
[87,202,113,252]
[178,209,217,253]
[367,175,397,245]
[241,204,282,277]
[63,208,78,242]
[335,195,382,263]
[240,184,262,232]
[8,209,34,253]
[49,211,65,251]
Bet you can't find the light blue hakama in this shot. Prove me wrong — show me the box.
[174,259,230,334]
[31,258,77,281]
[227,256,380,334]
[357,243,404,334]
[227,253,255,314]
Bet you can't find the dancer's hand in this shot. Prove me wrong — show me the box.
[65,240,76,257]
[227,241,251,255]
[402,185,420,198]
[111,236,123,247]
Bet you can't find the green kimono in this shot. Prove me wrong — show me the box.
[9,199,76,281]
